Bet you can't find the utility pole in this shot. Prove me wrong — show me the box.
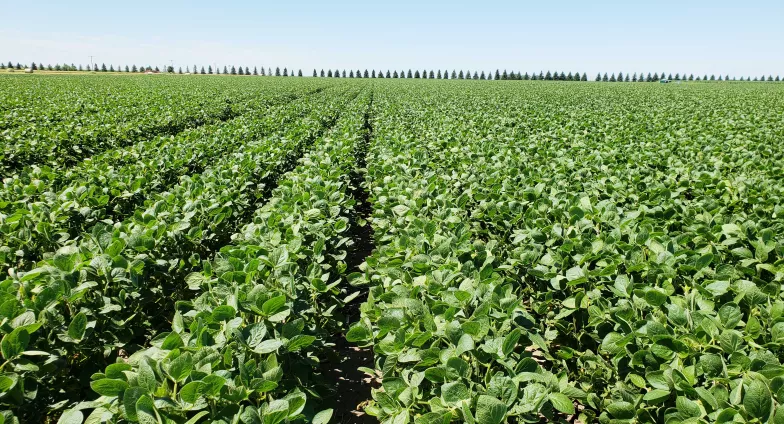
[89,55,94,71]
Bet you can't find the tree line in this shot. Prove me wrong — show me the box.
[2,61,781,82]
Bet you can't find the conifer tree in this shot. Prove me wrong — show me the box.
[327,70,333,77]
[282,67,288,76]
[393,70,399,78]
[178,67,183,74]
[298,69,303,77]
[313,69,318,77]
[253,66,258,75]
[386,70,391,78]
[238,67,244,75]
[502,70,508,80]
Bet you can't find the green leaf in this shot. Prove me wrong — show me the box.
[184,412,209,424]
[167,352,193,382]
[475,395,506,424]
[642,389,670,405]
[180,381,205,404]
[312,408,333,424]
[548,393,575,415]
[56,409,83,424]
[262,296,286,316]
[90,378,129,396]
[138,359,158,393]
[211,305,236,321]
[502,328,521,356]
[1,328,29,360]
[264,399,289,424]
[607,401,635,419]
[136,394,158,424]
[743,379,772,421]
[346,324,371,342]
[67,312,88,341]
[286,335,316,352]
[441,381,470,405]
[123,387,146,422]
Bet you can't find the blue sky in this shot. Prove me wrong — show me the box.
[1,0,782,77]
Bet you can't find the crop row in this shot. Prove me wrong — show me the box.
[347,82,784,424]
[0,85,360,422]
[0,77,329,173]
[61,91,374,423]
[0,84,332,274]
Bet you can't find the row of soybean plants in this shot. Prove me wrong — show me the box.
[348,82,784,423]
[61,91,374,423]
[0,85,358,422]
[344,85,579,424]
[0,82,329,273]
[449,84,784,422]
[0,76,294,173]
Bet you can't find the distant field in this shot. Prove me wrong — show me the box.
[1,75,783,424]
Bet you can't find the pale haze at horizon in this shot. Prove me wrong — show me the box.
[1,0,782,78]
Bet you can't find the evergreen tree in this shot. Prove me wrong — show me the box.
[437,70,442,79]
[625,74,630,82]
[502,70,508,80]
[272,67,278,76]
[414,70,420,78]
[429,70,435,79]
[523,72,530,80]
[320,69,325,77]
[393,70,399,78]
[100,63,107,72]
[688,74,693,81]
[313,69,317,77]
[245,67,249,75]
[709,74,715,80]
[222,66,227,74]
[363,69,369,78]
[652,72,658,80]
[260,67,265,76]
[703,74,708,81]
[238,67,244,75]
[581,73,587,81]
[456,70,463,79]
[480,71,486,80]
[177,67,182,74]
[609,73,616,82]
[566,71,573,81]
[602,73,608,82]
[349,70,355,78]
[617,71,623,82]
[559,71,566,80]
[327,70,333,77]
[673,73,679,80]
[371,70,376,78]
[208,65,213,74]
[253,66,258,75]
[282,67,288,76]
[545,70,552,80]
[776,76,781,82]
[386,70,391,78]
[229,66,235,75]
[405,69,411,78]
[472,71,478,80]
[446,70,453,79]
[298,69,303,77]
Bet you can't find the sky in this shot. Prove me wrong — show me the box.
[1,0,782,78]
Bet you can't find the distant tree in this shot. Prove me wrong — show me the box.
[100,63,107,72]
[625,74,630,82]
[478,71,484,80]
[53,64,61,71]
[456,70,462,79]
[238,67,244,75]
[776,76,781,82]
[386,70,392,78]
[298,69,303,77]
[581,73,587,81]
[405,69,411,78]
[177,67,182,74]
[327,70,333,77]
[230,66,236,75]
[520,72,528,80]
[502,70,508,80]
[392,70,398,78]
[710,74,715,81]
[414,70,420,78]
[222,66,227,74]
[348,70,354,78]
[471,71,477,80]
[652,72,659,81]
[204,65,210,74]
[600,73,607,82]
[164,65,171,73]
[154,66,160,72]
[703,74,708,81]
[616,71,623,82]
[244,67,249,75]
[361,69,367,78]
[281,67,286,76]
[544,70,551,80]
[426,70,433,79]
[688,74,693,81]
[609,73,616,82]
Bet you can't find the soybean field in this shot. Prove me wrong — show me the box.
[1,74,784,424]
